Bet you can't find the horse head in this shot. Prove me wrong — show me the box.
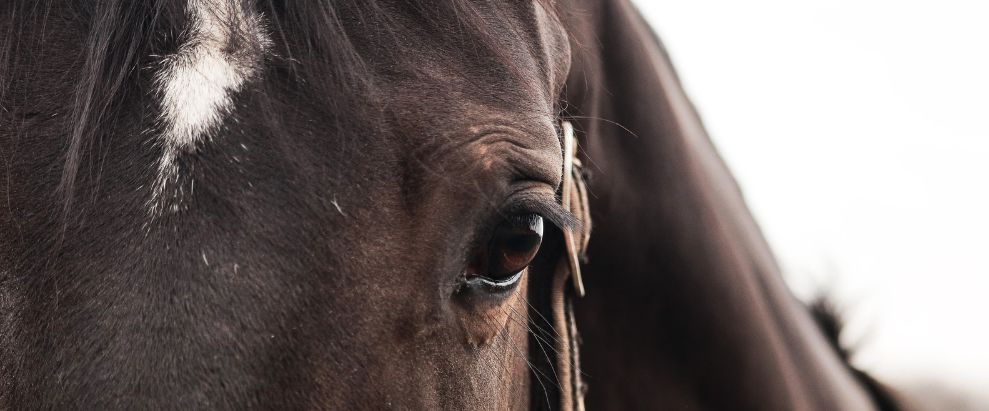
[0,0,907,409]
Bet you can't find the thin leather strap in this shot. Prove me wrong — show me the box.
[551,121,591,410]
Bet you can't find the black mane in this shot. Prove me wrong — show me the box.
[809,296,902,411]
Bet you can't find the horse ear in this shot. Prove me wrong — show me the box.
[559,0,885,409]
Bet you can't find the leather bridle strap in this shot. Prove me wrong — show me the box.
[550,121,591,411]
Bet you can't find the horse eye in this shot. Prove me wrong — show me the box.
[467,214,544,290]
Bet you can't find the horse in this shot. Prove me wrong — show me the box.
[0,0,908,409]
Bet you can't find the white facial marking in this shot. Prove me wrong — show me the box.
[152,0,269,213]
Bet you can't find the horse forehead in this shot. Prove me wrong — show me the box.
[147,0,565,214]
[378,2,568,103]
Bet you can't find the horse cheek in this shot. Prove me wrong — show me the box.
[457,271,529,348]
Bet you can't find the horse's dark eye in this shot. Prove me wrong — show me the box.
[488,214,544,277]
[467,214,544,290]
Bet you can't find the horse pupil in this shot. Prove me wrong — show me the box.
[504,233,538,254]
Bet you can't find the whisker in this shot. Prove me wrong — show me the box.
[499,305,558,409]
[525,300,563,344]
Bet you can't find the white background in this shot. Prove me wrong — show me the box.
[633,0,989,401]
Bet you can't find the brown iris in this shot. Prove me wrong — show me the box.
[469,213,544,288]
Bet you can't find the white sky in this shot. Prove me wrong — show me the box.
[633,0,989,399]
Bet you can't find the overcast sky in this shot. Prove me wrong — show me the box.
[633,0,989,398]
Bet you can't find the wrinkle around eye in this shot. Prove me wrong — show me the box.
[473,138,562,189]
[420,119,564,185]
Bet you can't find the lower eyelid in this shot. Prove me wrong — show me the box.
[467,271,524,289]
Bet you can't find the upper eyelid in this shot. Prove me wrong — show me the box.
[470,187,575,255]
[500,191,579,232]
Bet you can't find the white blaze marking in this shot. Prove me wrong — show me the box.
[152,0,269,212]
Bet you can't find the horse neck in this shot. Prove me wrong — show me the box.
[579,103,879,409]
[567,0,879,408]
